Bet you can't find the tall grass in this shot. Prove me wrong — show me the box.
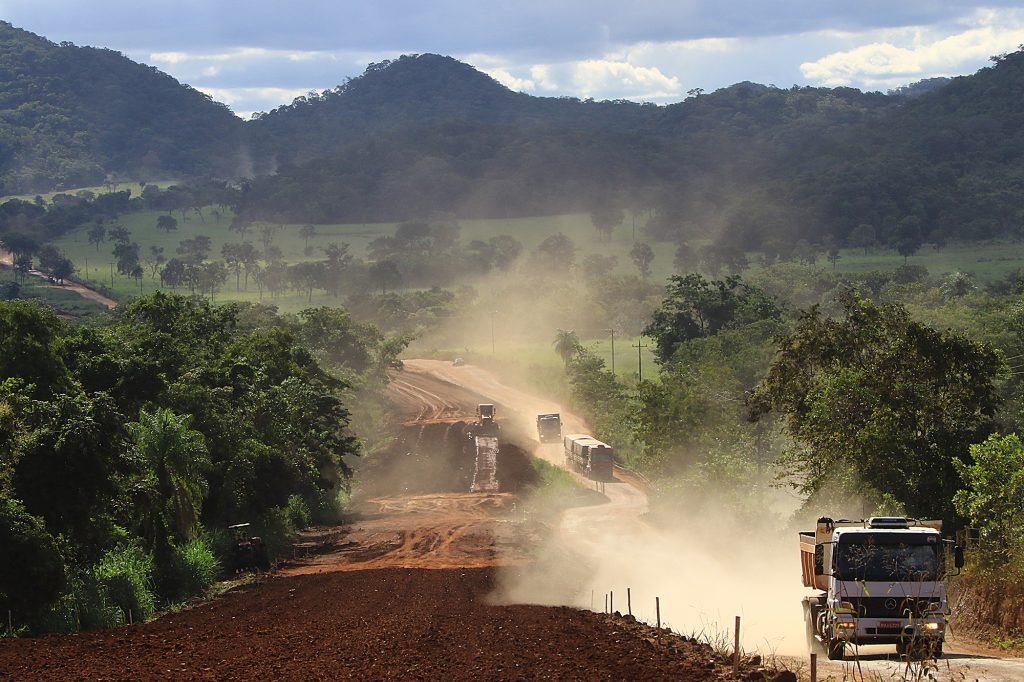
[93,544,156,622]
[157,535,221,603]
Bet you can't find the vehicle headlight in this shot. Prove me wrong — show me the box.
[922,621,944,631]
[835,618,857,629]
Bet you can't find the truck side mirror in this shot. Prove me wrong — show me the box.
[954,545,964,569]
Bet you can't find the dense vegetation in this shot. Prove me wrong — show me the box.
[0,293,402,633]
[0,22,240,194]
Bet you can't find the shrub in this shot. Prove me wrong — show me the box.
[0,496,66,624]
[285,494,311,530]
[156,535,220,603]
[93,544,156,623]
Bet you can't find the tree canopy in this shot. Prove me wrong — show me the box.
[748,293,1001,519]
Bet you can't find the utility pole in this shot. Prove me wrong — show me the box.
[109,262,114,288]
[634,339,648,383]
[605,328,616,376]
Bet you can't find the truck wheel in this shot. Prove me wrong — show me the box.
[826,639,845,661]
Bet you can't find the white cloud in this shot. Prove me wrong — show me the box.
[485,68,535,93]
[195,86,312,118]
[570,59,681,99]
[530,65,559,92]
[801,11,1024,87]
[150,47,330,65]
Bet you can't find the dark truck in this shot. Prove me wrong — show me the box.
[536,413,562,443]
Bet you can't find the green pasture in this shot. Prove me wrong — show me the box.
[49,203,1024,312]
[829,242,1024,283]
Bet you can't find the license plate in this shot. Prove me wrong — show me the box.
[879,621,900,629]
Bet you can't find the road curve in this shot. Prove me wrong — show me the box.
[402,358,649,525]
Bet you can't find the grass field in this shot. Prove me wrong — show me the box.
[829,242,1024,282]
[50,206,1024,319]
[52,211,674,309]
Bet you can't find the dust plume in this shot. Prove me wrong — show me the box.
[494,477,810,655]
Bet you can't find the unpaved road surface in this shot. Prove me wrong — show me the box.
[0,360,775,681]
[405,361,1024,682]
[0,249,118,309]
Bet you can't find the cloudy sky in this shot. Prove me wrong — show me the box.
[3,1,1024,118]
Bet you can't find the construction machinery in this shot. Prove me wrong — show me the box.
[229,522,270,571]
[800,516,964,660]
[468,403,499,437]
[468,404,499,492]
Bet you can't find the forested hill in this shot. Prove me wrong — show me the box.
[0,22,242,195]
[243,53,658,171]
[4,17,1024,249]
[238,50,1024,251]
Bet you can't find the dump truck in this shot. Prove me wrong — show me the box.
[536,413,562,443]
[800,516,964,661]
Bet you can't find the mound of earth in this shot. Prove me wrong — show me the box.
[0,568,785,681]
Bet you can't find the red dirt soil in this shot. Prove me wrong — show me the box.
[0,363,788,681]
[1,568,777,681]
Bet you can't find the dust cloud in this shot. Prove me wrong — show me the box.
[410,363,812,657]
[495,478,810,656]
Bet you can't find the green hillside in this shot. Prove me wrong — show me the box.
[0,22,242,195]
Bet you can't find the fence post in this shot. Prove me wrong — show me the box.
[810,652,817,682]
[656,597,661,629]
[733,615,741,677]
[7,609,11,637]
[627,588,632,617]
[604,593,608,614]
[610,590,614,614]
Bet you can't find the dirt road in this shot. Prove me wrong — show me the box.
[0,249,118,309]
[0,358,770,681]
[408,360,1024,681]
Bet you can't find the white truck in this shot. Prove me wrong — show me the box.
[800,516,964,660]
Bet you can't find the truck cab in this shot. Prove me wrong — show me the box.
[800,516,963,661]
[536,413,562,443]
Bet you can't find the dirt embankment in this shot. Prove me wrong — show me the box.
[0,568,774,681]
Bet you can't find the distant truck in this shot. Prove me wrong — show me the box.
[536,413,562,443]
[800,516,964,661]
[563,433,614,480]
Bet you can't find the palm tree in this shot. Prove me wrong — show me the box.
[553,329,581,367]
[129,408,210,545]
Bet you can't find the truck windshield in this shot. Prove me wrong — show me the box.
[835,539,940,582]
